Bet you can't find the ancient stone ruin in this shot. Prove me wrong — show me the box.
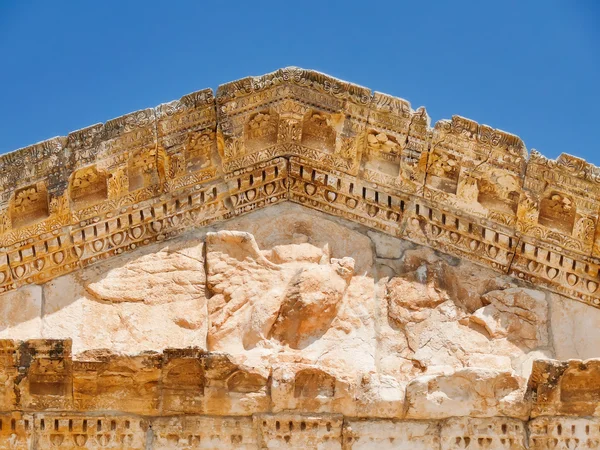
[0,67,599,448]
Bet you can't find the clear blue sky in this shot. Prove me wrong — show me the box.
[0,1,598,165]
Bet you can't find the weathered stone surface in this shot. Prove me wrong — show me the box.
[0,68,598,447]
[343,419,440,449]
[205,227,377,402]
[41,236,208,356]
[270,257,354,349]
[0,413,32,450]
[256,414,343,449]
[470,288,549,349]
[528,417,600,449]
[440,417,526,450]
[35,415,147,449]
[528,358,600,417]
[405,368,528,420]
[549,291,600,360]
[378,245,552,384]
[151,416,256,449]
[0,285,42,340]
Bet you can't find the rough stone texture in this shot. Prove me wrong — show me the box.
[528,417,600,449]
[405,368,528,420]
[549,291,600,360]
[0,285,42,340]
[440,417,526,450]
[528,358,600,417]
[42,236,208,356]
[0,68,598,447]
[152,416,256,449]
[343,419,440,449]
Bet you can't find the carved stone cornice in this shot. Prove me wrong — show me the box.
[0,339,598,449]
[1,67,599,311]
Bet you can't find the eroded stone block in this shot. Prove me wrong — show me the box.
[255,413,343,449]
[0,413,33,450]
[528,358,600,417]
[405,368,528,420]
[440,417,526,450]
[343,419,439,449]
[528,417,600,449]
[73,355,161,414]
[151,416,256,449]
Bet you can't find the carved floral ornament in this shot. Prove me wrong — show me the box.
[0,66,599,312]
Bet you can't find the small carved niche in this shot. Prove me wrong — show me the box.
[163,360,205,393]
[301,110,336,152]
[294,369,335,398]
[560,366,600,402]
[476,179,519,214]
[70,166,108,207]
[29,359,70,396]
[244,110,279,151]
[538,192,576,234]
[10,183,49,228]
[227,370,267,393]
[128,148,159,191]
[364,130,402,178]
[426,151,460,194]
[185,131,214,173]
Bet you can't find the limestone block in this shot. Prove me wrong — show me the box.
[151,416,256,450]
[405,368,528,420]
[85,239,206,305]
[270,364,353,416]
[440,417,526,450]
[35,415,147,449]
[0,413,33,450]
[18,339,73,411]
[0,341,17,411]
[528,358,600,417]
[73,354,161,415]
[255,414,343,449]
[343,419,440,449]
[549,292,600,360]
[528,417,600,449]
[159,354,206,415]
[470,288,549,349]
[351,372,406,419]
[0,285,42,340]
[201,353,271,417]
[42,236,208,356]
[270,257,354,349]
[380,246,545,381]
[205,230,375,381]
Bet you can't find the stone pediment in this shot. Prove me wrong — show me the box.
[1,68,600,448]
[1,67,599,311]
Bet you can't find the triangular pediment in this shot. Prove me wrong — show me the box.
[0,67,598,310]
[0,67,600,449]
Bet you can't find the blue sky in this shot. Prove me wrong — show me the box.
[0,1,598,165]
